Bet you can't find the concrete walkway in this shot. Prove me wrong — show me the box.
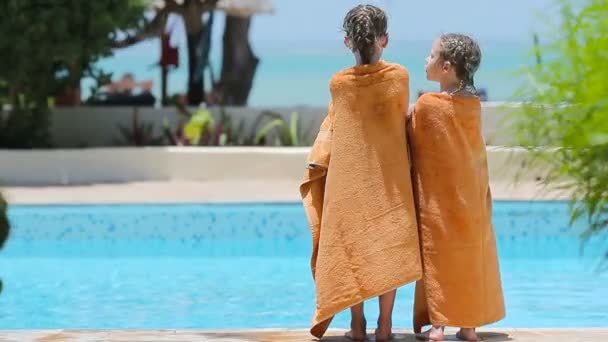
[0,329,605,341]
[4,179,569,205]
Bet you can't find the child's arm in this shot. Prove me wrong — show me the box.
[307,102,333,169]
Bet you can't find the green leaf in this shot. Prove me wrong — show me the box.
[590,133,608,146]
[184,122,202,145]
[184,109,215,145]
[289,112,300,146]
[255,119,285,145]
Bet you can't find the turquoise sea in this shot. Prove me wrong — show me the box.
[86,39,536,107]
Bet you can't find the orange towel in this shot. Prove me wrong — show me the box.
[408,93,505,332]
[300,61,422,338]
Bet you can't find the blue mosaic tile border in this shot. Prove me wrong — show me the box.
[3,201,605,258]
[8,203,308,241]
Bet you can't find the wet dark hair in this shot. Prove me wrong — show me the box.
[438,33,482,93]
[342,4,388,64]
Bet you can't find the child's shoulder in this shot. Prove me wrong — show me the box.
[413,92,452,120]
[416,92,450,110]
[384,62,410,78]
[416,92,481,109]
[330,68,351,83]
[330,61,409,90]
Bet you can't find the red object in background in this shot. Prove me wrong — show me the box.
[55,86,81,106]
[161,31,179,68]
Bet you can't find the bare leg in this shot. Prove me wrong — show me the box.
[456,328,480,341]
[345,302,367,341]
[375,290,396,341]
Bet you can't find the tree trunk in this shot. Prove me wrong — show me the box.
[216,15,259,106]
[161,65,169,106]
[186,29,205,105]
[185,11,214,106]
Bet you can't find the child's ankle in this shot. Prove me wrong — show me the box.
[351,316,366,324]
[377,315,392,326]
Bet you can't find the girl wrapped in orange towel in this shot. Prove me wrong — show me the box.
[408,33,506,341]
[300,4,422,341]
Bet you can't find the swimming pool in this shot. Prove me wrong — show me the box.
[0,202,606,329]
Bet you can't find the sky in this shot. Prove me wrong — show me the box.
[162,0,560,50]
[241,0,558,45]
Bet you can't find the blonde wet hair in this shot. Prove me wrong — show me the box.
[438,33,482,94]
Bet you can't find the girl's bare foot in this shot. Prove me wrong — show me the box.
[374,329,393,342]
[375,316,393,341]
[345,318,367,341]
[375,290,396,341]
[415,325,444,341]
[346,302,367,340]
[456,328,481,341]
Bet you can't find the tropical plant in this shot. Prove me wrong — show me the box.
[115,108,165,146]
[509,0,608,253]
[0,96,52,148]
[0,0,148,148]
[253,111,302,146]
[183,107,216,145]
[164,100,249,146]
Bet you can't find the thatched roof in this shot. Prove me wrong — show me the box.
[217,0,274,16]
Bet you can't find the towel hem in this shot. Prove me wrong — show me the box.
[311,271,422,338]
[425,313,506,329]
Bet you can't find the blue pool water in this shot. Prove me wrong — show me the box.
[0,201,606,329]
